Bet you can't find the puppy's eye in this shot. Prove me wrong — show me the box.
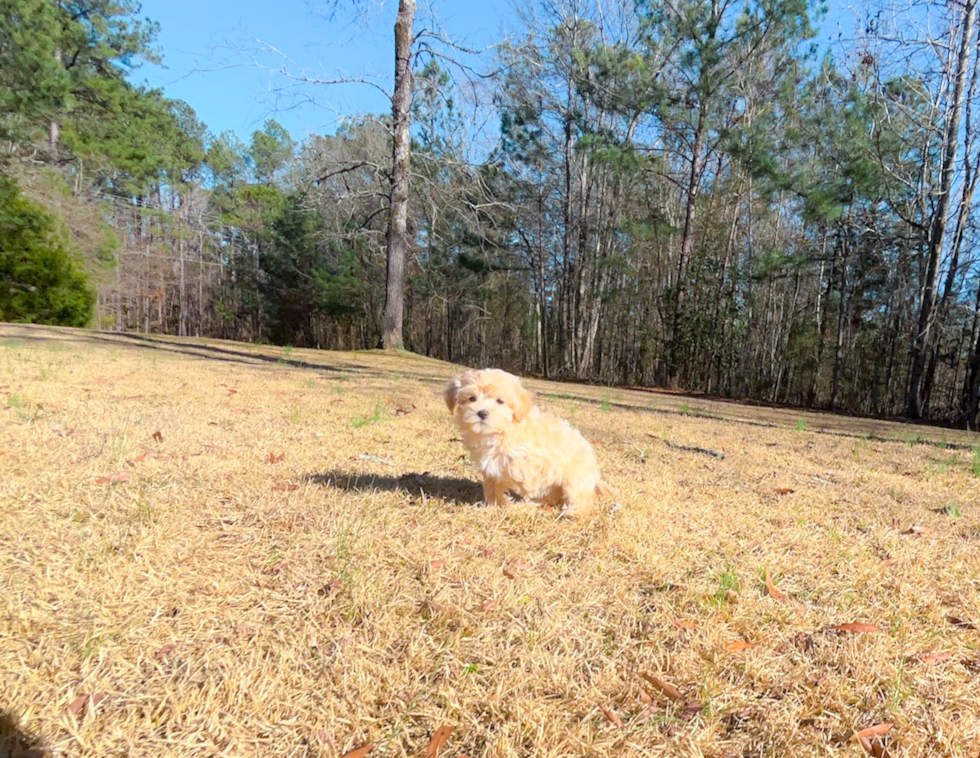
[468,396,476,403]
[496,398,504,404]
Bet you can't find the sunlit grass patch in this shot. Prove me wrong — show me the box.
[1,323,979,758]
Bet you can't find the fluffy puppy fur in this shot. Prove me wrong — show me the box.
[444,368,615,516]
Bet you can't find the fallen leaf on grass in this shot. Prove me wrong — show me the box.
[428,560,445,571]
[502,560,532,579]
[152,430,163,442]
[725,640,760,652]
[765,488,795,496]
[598,703,624,729]
[947,615,977,630]
[852,724,893,758]
[341,745,374,758]
[269,452,285,464]
[95,471,131,484]
[271,483,299,492]
[318,579,343,597]
[834,622,881,633]
[154,644,176,660]
[902,525,930,535]
[640,673,684,702]
[422,725,453,758]
[394,404,415,416]
[920,651,953,665]
[764,570,788,601]
[853,723,892,737]
[227,388,238,395]
[66,696,88,715]
[672,618,698,629]
[66,694,104,716]
[680,701,704,720]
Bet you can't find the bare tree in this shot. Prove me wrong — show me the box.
[381,0,416,349]
[903,0,978,416]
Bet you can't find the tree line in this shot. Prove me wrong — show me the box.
[4,0,980,427]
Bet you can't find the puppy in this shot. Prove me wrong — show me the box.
[444,368,615,516]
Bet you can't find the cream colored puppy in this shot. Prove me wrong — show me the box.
[444,368,615,516]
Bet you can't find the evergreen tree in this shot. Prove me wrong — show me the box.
[0,174,95,326]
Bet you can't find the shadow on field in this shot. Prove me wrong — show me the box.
[0,709,46,758]
[305,471,483,504]
[89,332,374,374]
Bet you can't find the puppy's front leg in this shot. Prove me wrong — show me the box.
[482,478,509,506]
[560,486,596,518]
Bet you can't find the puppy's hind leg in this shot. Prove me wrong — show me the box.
[595,480,619,499]
[482,478,509,506]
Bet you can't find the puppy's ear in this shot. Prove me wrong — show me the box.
[443,375,463,413]
[513,384,534,422]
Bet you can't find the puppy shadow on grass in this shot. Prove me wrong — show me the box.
[0,709,46,758]
[305,471,483,505]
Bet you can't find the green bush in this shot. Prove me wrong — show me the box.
[0,174,94,326]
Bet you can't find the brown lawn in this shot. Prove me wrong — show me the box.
[1,323,979,758]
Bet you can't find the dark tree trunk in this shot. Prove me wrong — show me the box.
[667,113,706,387]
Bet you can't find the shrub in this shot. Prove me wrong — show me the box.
[0,173,94,326]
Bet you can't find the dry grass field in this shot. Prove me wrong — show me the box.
[2,323,980,758]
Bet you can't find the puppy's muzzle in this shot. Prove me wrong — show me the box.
[477,410,489,420]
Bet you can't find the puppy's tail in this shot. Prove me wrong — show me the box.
[595,480,619,499]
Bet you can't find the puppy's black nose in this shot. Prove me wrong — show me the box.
[477,409,489,420]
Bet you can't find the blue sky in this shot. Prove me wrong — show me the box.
[131,0,857,143]
[131,0,516,141]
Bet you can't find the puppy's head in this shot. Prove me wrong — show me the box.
[444,369,533,434]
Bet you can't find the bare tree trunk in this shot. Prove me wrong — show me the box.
[907,0,976,416]
[380,0,415,350]
[179,205,187,336]
[49,120,60,157]
[667,111,706,387]
[808,239,831,407]
[560,92,576,374]
[830,220,850,411]
[923,26,980,415]
[49,42,61,158]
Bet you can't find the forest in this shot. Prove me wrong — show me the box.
[4,0,980,428]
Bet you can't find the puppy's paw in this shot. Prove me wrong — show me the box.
[558,503,593,520]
